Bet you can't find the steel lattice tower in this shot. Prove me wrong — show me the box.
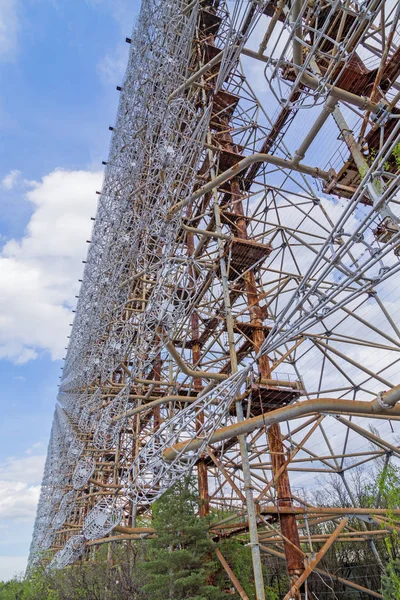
[29,1,400,597]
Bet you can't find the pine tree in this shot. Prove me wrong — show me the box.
[141,480,226,600]
[382,558,400,599]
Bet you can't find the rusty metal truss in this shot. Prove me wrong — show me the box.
[29,0,400,597]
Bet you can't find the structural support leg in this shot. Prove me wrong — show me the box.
[213,188,266,600]
[219,122,304,595]
[282,518,349,600]
[269,424,304,592]
[216,547,250,599]
[187,217,210,517]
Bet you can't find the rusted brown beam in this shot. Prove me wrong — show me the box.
[113,525,155,534]
[206,448,246,503]
[86,533,155,546]
[259,544,383,599]
[215,549,250,600]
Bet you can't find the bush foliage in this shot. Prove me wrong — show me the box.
[2,466,400,599]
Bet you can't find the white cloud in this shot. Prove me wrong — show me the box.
[0,454,45,484]
[0,0,19,61]
[0,168,102,363]
[0,455,43,543]
[0,556,27,582]
[1,169,21,189]
[0,455,45,578]
[0,480,40,521]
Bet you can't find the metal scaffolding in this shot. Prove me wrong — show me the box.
[29,0,400,597]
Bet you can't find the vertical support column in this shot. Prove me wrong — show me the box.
[235,398,267,600]
[213,182,266,600]
[153,337,162,431]
[218,121,304,595]
[193,319,210,517]
[269,424,304,588]
[187,215,210,517]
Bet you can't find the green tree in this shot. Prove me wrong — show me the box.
[382,558,400,599]
[217,538,280,600]
[141,480,225,600]
[378,465,400,599]
[0,578,29,600]
[0,571,58,600]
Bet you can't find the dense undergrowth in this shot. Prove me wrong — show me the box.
[2,465,400,600]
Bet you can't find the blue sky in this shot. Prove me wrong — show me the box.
[0,0,140,580]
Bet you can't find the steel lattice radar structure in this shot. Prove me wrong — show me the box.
[29,0,400,597]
